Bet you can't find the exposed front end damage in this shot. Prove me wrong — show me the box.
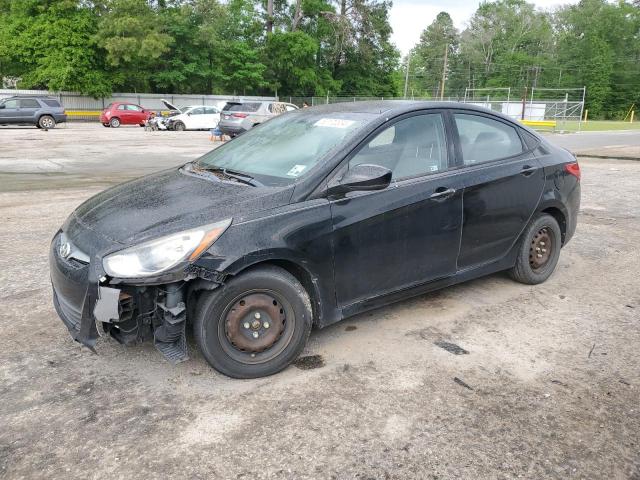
[50,230,224,363]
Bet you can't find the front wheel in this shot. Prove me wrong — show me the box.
[109,117,121,128]
[509,213,562,285]
[194,265,312,378]
[173,121,185,131]
[38,115,56,129]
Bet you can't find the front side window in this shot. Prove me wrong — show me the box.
[117,104,127,110]
[348,113,448,181]
[126,104,142,111]
[454,113,523,165]
[197,112,371,185]
[2,99,19,109]
[204,107,217,114]
[190,107,205,115]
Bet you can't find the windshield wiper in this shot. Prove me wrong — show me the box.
[191,164,263,187]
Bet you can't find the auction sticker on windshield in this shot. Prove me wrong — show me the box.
[314,118,355,128]
[286,165,307,177]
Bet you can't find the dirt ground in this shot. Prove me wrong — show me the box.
[0,124,639,479]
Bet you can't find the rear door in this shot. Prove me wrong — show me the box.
[19,98,41,123]
[203,107,220,128]
[329,111,464,308]
[451,111,544,269]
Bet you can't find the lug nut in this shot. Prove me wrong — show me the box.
[263,322,270,329]
[252,331,259,338]
[537,254,543,258]
[254,312,261,319]
[243,322,250,329]
[541,248,547,253]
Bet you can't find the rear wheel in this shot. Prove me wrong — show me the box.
[38,115,56,129]
[194,265,312,378]
[109,117,121,128]
[173,121,185,131]
[509,214,562,285]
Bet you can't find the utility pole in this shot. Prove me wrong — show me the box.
[403,53,411,99]
[440,44,448,101]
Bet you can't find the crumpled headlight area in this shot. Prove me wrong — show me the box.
[103,219,231,278]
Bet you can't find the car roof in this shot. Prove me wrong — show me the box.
[301,100,531,129]
[3,95,58,99]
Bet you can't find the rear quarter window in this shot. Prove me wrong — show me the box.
[42,99,61,108]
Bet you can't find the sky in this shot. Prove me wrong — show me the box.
[389,0,581,55]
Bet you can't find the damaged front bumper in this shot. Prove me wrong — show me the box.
[49,231,221,363]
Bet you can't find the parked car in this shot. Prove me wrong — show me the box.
[0,95,66,129]
[100,102,151,128]
[50,101,580,379]
[218,100,298,136]
[161,100,221,131]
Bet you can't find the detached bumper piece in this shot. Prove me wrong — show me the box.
[153,283,189,364]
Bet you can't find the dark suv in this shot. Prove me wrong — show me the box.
[0,96,67,129]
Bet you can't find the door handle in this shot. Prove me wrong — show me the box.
[429,187,456,200]
[521,165,538,176]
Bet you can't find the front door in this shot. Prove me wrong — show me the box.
[330,112,464,308]
[0,99,20,123]
[451,111,545,269]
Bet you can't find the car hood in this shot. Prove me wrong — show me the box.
[68,167,292,246]
[161,99,180,112]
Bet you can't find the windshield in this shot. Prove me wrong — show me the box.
[196,112,371,186]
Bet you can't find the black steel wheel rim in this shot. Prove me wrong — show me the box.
[217,289,296,365]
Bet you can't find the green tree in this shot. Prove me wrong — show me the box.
[96,0,173,92]
[0,0,111,96]
[407,12,459,98]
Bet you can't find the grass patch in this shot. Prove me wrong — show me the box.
[552,120,640,132]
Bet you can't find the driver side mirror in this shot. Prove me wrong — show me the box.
[326,164,392,197]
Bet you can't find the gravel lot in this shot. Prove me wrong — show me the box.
[1,124,639,479]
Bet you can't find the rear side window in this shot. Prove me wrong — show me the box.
[42,99,61,107]
[225,102,261,112]
[454,113,523,165]
[125,104,142,111]
[20,99,41,108]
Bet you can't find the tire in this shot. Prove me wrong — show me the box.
[194,265,313,378]
[109,117,121,128]
[174,121,185,131]
[38,115,56,129]
[509,213,562,285]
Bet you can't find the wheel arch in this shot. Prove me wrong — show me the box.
[538,204,567,245]
[228,258,325,327]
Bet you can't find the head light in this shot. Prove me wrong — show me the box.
[102,219,231,278]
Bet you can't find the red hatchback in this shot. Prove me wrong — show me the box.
[100,102,151,128]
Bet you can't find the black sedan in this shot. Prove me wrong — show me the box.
[50,101,581,378]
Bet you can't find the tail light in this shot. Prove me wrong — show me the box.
[232,113,248,118]
[564,162,581,180]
